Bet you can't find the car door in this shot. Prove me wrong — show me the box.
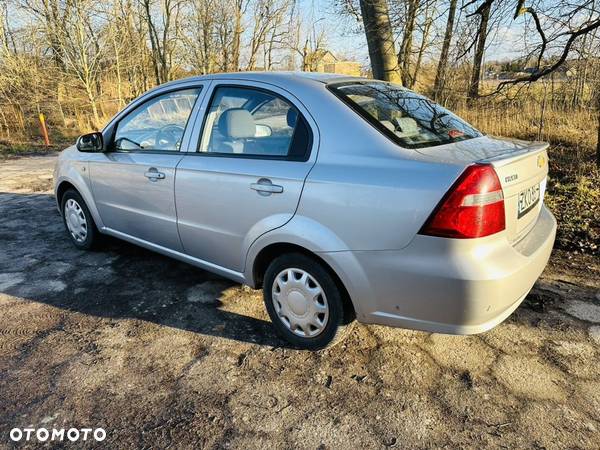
[175,82,318,272]
[89,86,204,251]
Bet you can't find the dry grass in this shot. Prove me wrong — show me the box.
[458,104,595,152]
[455,100,599,255]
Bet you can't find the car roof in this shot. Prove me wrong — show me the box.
[160,71,367,89]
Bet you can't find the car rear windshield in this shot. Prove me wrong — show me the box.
[329,82,482,148]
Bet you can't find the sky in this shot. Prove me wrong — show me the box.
[300,0,531,67]
[5,0,532,69]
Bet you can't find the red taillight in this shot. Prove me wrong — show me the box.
[419,164,505,239]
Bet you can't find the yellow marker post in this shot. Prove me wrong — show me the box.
[39,113,50,147]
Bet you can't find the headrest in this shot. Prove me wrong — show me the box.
[380,120,395,132]
[287,108,298,128]
[219,108,255,139]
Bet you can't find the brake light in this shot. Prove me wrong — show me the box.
[419,164,505,239]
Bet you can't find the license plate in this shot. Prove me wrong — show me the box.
[518,184,540,218]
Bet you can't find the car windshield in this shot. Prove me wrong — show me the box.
[329,82,482,148]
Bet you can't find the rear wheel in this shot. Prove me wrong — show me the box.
[61,189,100,250]
[263,253,351,350]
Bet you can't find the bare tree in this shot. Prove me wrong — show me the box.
[411,0,433,88]
[103,0,154,98]
[15,0,106,127]
[58,0,105,127]
[184,0,219,74]
[246,0,289,70]
[288,12,328,72]
[140,0,183,84]
[230,0,249,71]
[597,88,600,167]
[358,0,400,82]
[398,0,419,87]
[466,0,492,99]
[467,0,600,165]
[16,0,72,70]
[433,0,458,101]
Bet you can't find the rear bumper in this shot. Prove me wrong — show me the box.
[321,205,556,334]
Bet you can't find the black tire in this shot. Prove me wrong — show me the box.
[60,189,100,250]
[263,253,352,350]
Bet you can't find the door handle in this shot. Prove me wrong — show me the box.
[250,178,284,195]
[144,167,165,181]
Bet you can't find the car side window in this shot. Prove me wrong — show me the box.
[114,88,201,152]
[198,86,311,160]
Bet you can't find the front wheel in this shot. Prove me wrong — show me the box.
[61,189,100,250]
[263,253,351,350]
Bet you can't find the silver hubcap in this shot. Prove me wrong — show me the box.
[64,199,88,243]
[272,268,329,338]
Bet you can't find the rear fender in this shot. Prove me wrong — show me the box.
[244,215,372,318]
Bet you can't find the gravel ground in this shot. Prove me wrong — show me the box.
[1,155,599,449]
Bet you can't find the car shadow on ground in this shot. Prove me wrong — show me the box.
[0,191,290,348]
[1,191,595,352]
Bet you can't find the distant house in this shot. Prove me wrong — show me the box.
[309,50,361,77]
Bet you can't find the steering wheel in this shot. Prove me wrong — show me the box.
[155,124,185,150]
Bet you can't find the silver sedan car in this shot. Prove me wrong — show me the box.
[54,72,556,349]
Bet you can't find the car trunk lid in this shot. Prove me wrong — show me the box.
[417,136,549,243]
[485,142,548,243]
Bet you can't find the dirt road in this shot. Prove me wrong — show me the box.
[1,155,599,449]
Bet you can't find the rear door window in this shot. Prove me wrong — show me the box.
[198,86,311,160]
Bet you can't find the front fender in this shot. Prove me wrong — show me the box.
[54,150,104,229]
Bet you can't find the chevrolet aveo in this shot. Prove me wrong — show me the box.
[54,72,556,349]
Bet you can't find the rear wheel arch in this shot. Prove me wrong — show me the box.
[252,242,356,323]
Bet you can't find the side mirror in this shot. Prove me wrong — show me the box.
[76,132,104,152]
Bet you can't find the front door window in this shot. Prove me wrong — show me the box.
[115,88,201,152]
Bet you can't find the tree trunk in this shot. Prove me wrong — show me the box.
[433,0,458,101]
[359,0,400,82]
[597,95,600,168]
[412,9,432,89]
[231,0,244,72]
[110,30,124,107]
[399,0,419,88]
[85,85,101,130]
[468,1,492,100]
[143,0,162,84]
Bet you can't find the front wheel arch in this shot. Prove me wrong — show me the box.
[56,180,77,207]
